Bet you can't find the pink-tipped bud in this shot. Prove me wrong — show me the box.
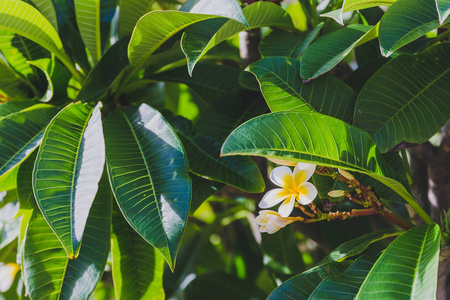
[338,168,355,181]
[328,190,345,197]
[267,158,297,166]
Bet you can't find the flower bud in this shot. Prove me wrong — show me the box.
[328,190,345,197]
[338,168,355,181]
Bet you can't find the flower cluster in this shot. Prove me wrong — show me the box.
[256,162,317,234]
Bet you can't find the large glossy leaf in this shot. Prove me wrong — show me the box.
[77,37,129,103]
[74,0,102,63]
[221,111,423,215]
[28,58,70,102]
[379,0,449,56]
[0,103,58,180]
[300,24,374,80]
[0,0,72,69]
[356,224,440,299]
[128,1,247,73]
[111,209,165,300]
[437,0,450,23]
[180,0,247,26]
[118,0,154,38]
[321,229,400,263]
[147,63,241,104]
[33,102,105,258]
[23,174,111,300]
[29,0,58,30]
[104,103,191,269]
[310,256,376,299]
[247,57,357,123]
[259,23,323,59]
[342,0,395,12]
[267,261,351,299]
[178,134,264,193]
[181,2,294,75]
[354,44,450,153]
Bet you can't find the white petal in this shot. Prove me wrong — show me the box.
[297,182,318,205]
[270,166,293,188]
[278,194,296,217]
[265,221,282,234]
[259,224,267,232]
[259,188,291,208]
[255,215,267,225]
[293,163,316,185]
[269,214,293,228]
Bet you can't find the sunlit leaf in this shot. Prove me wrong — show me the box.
[28,58,70,102]
[437,0,450,24]
[118,0,155,38]
[74,0,101,63]
[29,0,58,30]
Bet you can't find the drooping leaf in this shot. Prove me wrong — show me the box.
[321,229,400,263]
[28,58,70,102]
[118,0,154,38]
[259,23,323,59]
[354,43,450,153]
[221,111,420,211]
[356,224,440,299]
[0,103,59,180]
[437,0,450,24]
[180,0,248,27]
[310,256,376,299]
[0,0,72,70]
[23,174,111,300]
[342,0,395,12]
[246,57,357,123]
[111,209,165,300]
[77,37,129,103]
[182,1,294,75]
[33,102,105,258]
[300,24,375,80]
[74,0,102,63]
[104,103,191,269]
[29,0,58,30]
[379,0,449,56]
[267,261,352,299]
[178,134,264,193]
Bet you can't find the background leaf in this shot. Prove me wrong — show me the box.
[23,174,111,300]
[74,0,102,63]
[104,103,191,269]
[111,208,165,300]
[33,102,105,258]
[247,57,357,123]
[118,0,154,38]
[180,0,247,27]
[437,0,450,24]
[354,43,450,153]
[356,224,440,299]
[379,0,448,56]
[28,58,70,102]
[342,0,395,12]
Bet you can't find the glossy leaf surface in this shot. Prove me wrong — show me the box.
[33,102,105,258]
[354,44,450,153]
[356,224,440,299]
[342,0,395,12]
[74,0,101,63]
[118,0,154,38]
[104,103,191,269]
[29,0,58,30]
[437,0,450,23]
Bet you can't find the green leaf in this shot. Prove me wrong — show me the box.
[0,59,31,100]
[246,57,357,123]
[356,224,440,299]
[0,103,59,179]
[28,58,70,102]
[354,43,450,153]
[321,229,400,263]
[0,0,69,67]
[178,134,264,193]
[74,0,102,63]
[189,174,224,215]
[437,0,450,24]
[0,167,18,192]
[379,0,448,56]
[0,100,36,119]
[180,0,248,27]
[111,209,165,300]
[300,24,375,80]
[17,151,37,210]
[259,23,323,59]
[118,0,155,38]
[342,0,395,12]
[29,0,58,30]
[310,256,376,299]
[77,37,130,103]
[33,102,105,258]
[267,261,352,299]
[104,103,191,269]
[23,174,111,300]
[181,2,294,75]
[221,111,421,214]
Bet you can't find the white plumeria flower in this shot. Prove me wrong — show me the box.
[259,162,318,217]
[255,210,296,234]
